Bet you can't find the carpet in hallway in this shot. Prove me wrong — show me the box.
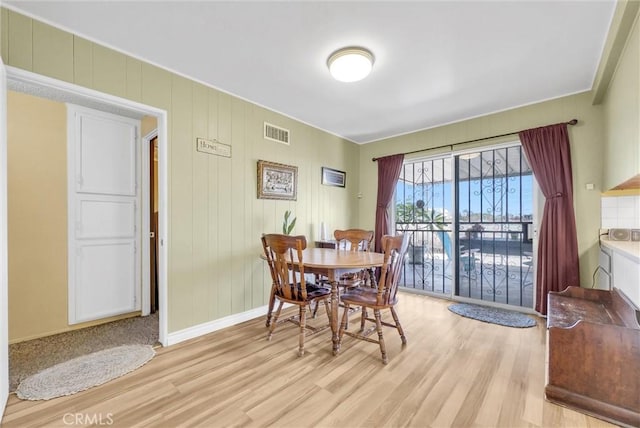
[9,313,159,392]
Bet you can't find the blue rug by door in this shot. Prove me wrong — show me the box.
[448,303,537,328]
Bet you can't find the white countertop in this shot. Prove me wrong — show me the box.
[600,238,640,263]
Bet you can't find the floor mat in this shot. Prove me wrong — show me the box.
[448,303,537,328]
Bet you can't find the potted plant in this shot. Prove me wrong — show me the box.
[468,223,484,239]
[282,210,296,235]
[401,207,446,264]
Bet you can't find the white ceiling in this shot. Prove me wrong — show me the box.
[6,1,616,144]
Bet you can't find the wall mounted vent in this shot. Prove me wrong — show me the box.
[264,122,290,145]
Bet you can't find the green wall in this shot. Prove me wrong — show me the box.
[358,92,605,293]
[0,9,360,338]
[603,9,640,190]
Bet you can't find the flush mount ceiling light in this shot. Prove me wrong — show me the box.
[327,47,374,82]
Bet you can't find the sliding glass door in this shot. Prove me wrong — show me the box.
[455,146,534,307]
[396,144,535,308]
[396,158,452,296]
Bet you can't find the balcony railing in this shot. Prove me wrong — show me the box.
[398,222,534,307]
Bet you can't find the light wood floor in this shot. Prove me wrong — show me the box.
[2,293,615,427]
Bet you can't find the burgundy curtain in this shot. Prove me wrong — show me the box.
[519,123,580,315]
[374,154,405,253]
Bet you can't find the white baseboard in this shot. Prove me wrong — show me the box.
[166,305,270,346]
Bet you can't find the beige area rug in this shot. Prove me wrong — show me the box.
[10,312,159,392]
[16,345,155,400]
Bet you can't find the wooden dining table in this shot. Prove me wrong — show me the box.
[288,248,386,355]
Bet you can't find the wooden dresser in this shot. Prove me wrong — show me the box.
[546,286,640,427]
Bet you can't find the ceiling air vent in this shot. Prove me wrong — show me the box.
[264,122,290,145]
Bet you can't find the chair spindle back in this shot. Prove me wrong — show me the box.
[377,234,410,305]
[261,234,308,301]
[334,229,374,252]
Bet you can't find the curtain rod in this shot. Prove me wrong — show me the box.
[371,119,578,162]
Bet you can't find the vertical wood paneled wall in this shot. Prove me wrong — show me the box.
[1,9,360,338]
[602,11,640,190]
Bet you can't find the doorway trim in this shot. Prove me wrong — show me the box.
[5,66,169,346]
[141,128,158,317]
[0,58,9,420]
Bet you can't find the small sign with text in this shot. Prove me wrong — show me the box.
[196,138,231,158]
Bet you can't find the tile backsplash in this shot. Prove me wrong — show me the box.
[601,195,640,229]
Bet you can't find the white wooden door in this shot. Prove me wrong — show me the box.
[0,58,9,420]
[67,105,141,324]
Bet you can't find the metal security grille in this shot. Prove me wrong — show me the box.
[396,145,535,308]
[396,157,452,295]
[455,146,534,307]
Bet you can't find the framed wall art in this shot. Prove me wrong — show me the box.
[257,160,298,200]
[321,167,346,188]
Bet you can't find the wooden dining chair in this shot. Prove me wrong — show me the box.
[334,229,374,252]
[334,228,375,288]
[338,233,410,364]
[310,228,374,320]
[261,233,331,357]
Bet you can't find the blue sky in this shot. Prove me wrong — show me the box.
[395,175,533,221]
